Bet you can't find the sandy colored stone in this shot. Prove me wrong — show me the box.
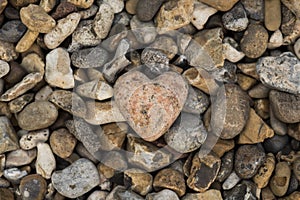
[19,129,49,150]
[264,0,281,31]
[6,149,36,167]
[281,0,300,19]
[45,48,74,89]
[192,2,217,30]
[223,42,245,63]
[237,63,259,80]
[0,40,18,61]
[270,162,291,197]
[248,83,270,99]
[0,0,7,15]
[114,71,188,142]
[50,128,77,158]
[0,72,42,101]
[222,3,249,32]
[268,30,283,49]
[156,0,193,33]
[51,1,77,20]
[36,143,56,179]
[93,3,114,39]
[253,153,275,188]
[182,189,222,200]
[16,30,39,53]
[67,0,94,9]
[212,139,235,158]
[126,0,138,15]
[17,101,58,131]
[124,168,153,196]
[0,116,19,154]
[199,0,239,11]
[39,0,56,12]
[237,73,257,91]
[19,174,47,200]
[20,4,56,33]
[21,53,45,74]
[76,80,113,100]
[238,109,274,144]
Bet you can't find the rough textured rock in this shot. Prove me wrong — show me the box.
[114,71,188,142]
[217,150,234,182]
[67,0,93,9]
[93,3,114,39]
[240,23,268,58]
[106,186,143,200]
[223,181,258,200]
[182,189,222,200]
[17,101,58,131]
[0,188,14,200]
[52,158,100,198]
[222,171,241,190]
[183,86,209,115]
[199,0,239,11]
[241,0,264,21]
[19,174,47,200]
[0,116,19,154]
[51,1,77,20]
[5,149,36,167]
[269,90,300,123]
[288,123,300,141]
[270,162,291,197]
[136,0,165,22]
[124,168,153,196]
[19,129,49,150]
[20,4,56,33]
[0,20,26,43]
[222,3,248,31]
[0,40,18,61]
[36,143,56,179]
[146,189,179,200]
[50,128,77,158]
[191,2,217,30]
[44,12,81,49]
[234,145,266,179]
[257,52,300,95]
[20,53,44,74]
[253,153,275,188]
[15,30,39,53]
[211,84,250,139]
[103,0,123,13]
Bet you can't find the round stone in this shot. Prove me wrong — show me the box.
[234,145,266,179]
[19,174,47,200]
[17,101,58,131]
[270,162,291,197]
[19,129,49,150]
[222,3,249,31]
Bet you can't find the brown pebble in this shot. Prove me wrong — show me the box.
[264,0,281,31]
[19,174,47,200]
[50,128,77,158]
[0,188,14,200]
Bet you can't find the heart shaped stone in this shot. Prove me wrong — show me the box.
[114,71,188,141]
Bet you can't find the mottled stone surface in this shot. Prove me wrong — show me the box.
[19,174,47,200]
[222,3,248,31]
[93,3,114,39]
[67,0,93,9]
[52,158,100,198]
[199,0,239,11]
[19,129,49,150]
[257,52,300,95]
[50,128,77,158]
[36,143,56,179]
[124,168,153,196]
[182,189,222,200]
[0,20,26,43]
[270,162,291,197]
[146,189,179,200]
[130,15,157,44]
[76,80,113,100]
[191,2,217,30]
[0,116,19,154]
[136,0,165,22]
[253,153,275,188]
[0,40,18,61]
[114,71,188,141]
[106,186,143,200]
[183,86,209,115]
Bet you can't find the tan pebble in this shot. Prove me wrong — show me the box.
[125,0,138,14]
[254,99,270,119]
[261,187,276,200]
[182,189,222,200]
[16,30,39,53]
[0,40,18,62]
[40,0,56,13]
[20,53,45,74]
[19,129,49,150]
[270,162,291,197]
[212,139,235,157]
[76,80,113,100]
[0,0,7,15]
[67,0,94,9]
[8,93,34,113]
[281,0,300,19]
[238,109,274,144]
[237,63,260,80]
[73,68,89,83]
[36,143,56,179]
[264,0,281,31]
[223,42,245,63]
[103,0,124,13]
[237,73,257,91]
[0,72,43,101]
[50,128,77,158]
[253,153,276,188]
[20,4,56,33]
[199,0,239,11]
[93,3,114,39]
[44,12,81,49]
[5,149,36,167]
[8,0,38,8]
[248,83,270,99]
[124,168,153,196]
[78,4,98,19]
[0,60,10,78]
[286,191,300,200]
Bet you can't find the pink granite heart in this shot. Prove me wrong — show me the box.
[114,71,188,141]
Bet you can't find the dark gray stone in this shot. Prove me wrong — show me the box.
[0,20,26,43]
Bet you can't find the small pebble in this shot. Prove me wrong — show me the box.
[36,143,56,179]
[106,185,143,200]
[4,167,28,184]
[288,123,300,141]
[264,0,281,31]
[248,83,270,99]
[222,3,249,31]
[0,40,18,62]
[270,108,288,135]
[124,168,153,196]
[130,15,157,44]
[223,181,258,200]
[237,62,259,80]
[20,53,45,74]
[183,86,210,115]
[0,116,19,154]
[51,1,77,20]
[136,0,165,21]
[199,0,239,11]
[146,189,180,200]
[125,0,138,15]
[182,189,222,200]
[191,2,217,30]
[253,153,276,188]
[15,30,39,53]
[50,128,77,158]
[268,29,283,49]
[270,162,291,197]
[93,3,114,39]
[87,190,108,200]
[19,129,49,150]
[0,20,26,43]
[52,158,100,199]
[103,0,123,13]
[222,171,241,190]
[76,80,113,100]
[217,150,234,182]
[67,0,93,9]
[263,134,289,154]
[241,0,264,21]
[19,174,47,200]
[5,149,36,167]
[0,60,10,78]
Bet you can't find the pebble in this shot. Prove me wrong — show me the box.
[263,134,289,154]
[19,174,47,200]
[87,190,108,200]
[50,128,77,158]
[238,108,274,144]
[146,189,179,200]
[0,20,26,43]
[52,158,100,198]
[281,0,300,19]
[269,90,300,123]
[17,101,58,131]
[187,153,221,192]
[253,153,275,188]
[71,46,109,68]
[21,53,45,74]
[237,62,259,80]
[96,122,127,151]
[85,101,125,125]
[0,40,18,62]
[234,145,266,179]
[51,1,77,20]
[248,83,270,99]
[268,29,283,49]
[114,70,188,142]
[199,0,239,11]
[270,108,288,136]
[48,90,87,118]
[254,99,270,119]
[153,168,186,197]
[45,48,74,89]
[240,23,268,58]
[191,2,217,30]
[127,135,172,172]
[211,137,234,157]
[75,143,98,163]
[222,3,249,32]
[65,118,101,156]
[258,52,300,94]
[15,30,39,53]
[241,0,264,21]
[100,150,128,173]
[67,0,93,9]
[222,171,241,190]
[130,15,157,44]
[288,123,300,141]
[5,149,36,167]
[183,86,209,115]
[287,191,300,200]
[236,73,257,91]
[140,49,169,75]
[93,3,114,39]
[211,84,250,139]
[44,12,81,49]
[0,188,14,200]
[164,112,207,153]
[293,157,300,182]
[0,72,42,101]
[212,61,237,83]
[264,0,281,31]
[0,116,19,154]
[9,0,38,8]
[270,162,291,197]
[136,0,164,21]
[149,36,178,59]
[156,0,193,33]
[182,189,222,200]
[103,0,123,13]
[125,0,138,15]
[223,40,245,63]
[36,143,56,179]
[76,79,113,100]
[217,150,234,182]
[106,185,143,200]
[294,38,300,59]
[262,187,276,200]
[3,167,28,183]
[19,129,49,150]
[20,4,55,33]
[223,180,258,200]
[0,60,10,78]
[124,168,153,196]
[0,0,7,14]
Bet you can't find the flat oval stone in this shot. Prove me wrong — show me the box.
[50,128,77,158]
[5,149,36,167]
[264,0,281,31]
[211,84,250,139]
[0,20,26,43]
[52,158,100,198]
[234,145,266,179]
[76,80,113,101]
[114,71,188,142]
[269,90,300,123]
[19,174,47,200]
[20,4,56,33]
[93,3,114,39]
[36,143,56,179]
[164,112,207,153]
[17,101,58,131]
